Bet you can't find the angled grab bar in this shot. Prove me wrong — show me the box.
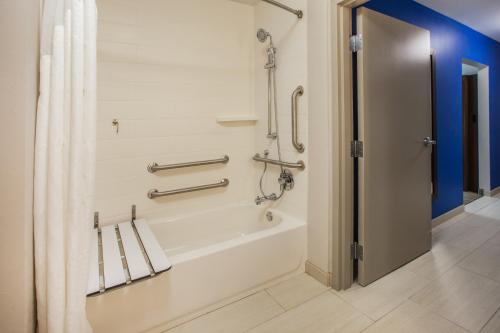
[147,155,229,173]
[253,154,305,170]
[147,179,229,199]
[291,86,305,153]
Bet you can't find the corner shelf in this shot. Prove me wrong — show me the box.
[216,114,259,124]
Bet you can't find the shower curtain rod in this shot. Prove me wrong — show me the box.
[263,0,303,19]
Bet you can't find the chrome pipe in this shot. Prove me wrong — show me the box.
[253,153,305,170]
[291,86,305,153]
[147,155,229,173]
[147,179,229,199]
[263,0,303,19]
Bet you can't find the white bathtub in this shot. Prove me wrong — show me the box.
[87,203,306,333]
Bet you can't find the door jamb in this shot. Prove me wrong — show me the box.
[331,0,370,291]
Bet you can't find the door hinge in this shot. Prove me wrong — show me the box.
[351,242,364,260]
[349,34,363,52]
[351,140,364,158]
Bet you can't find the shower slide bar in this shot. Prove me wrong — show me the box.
[147,155,229,173]
[291,86,305,153]
[253,153,305,170]
[263,0,303,19]
[147,178,230,199]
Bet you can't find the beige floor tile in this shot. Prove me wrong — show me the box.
[465,196,499,214]
[481,309,500,333]
[410,266,500,333]
[266,273,329,310]
[433,215,500,252]
[404,242,469,280]
[248,292,373,333]
[363,300,468,333]
[476,201,500,221]
[165,291,284,333]
[333,269,430,320]
[459,232,500,282]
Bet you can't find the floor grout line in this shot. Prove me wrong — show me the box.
[263,289,287,312]
[161,290,264,333]
[244,289,333,333]
[479,305,500,333]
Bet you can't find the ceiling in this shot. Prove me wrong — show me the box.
[414,0,500,42]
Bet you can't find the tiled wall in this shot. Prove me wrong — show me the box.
[253,0,309,221]
[96,0,257,223]
[95,0,308,225]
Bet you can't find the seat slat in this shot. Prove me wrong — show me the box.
[134,219,172,273]
[118,222,150,280]
[101,225,126,289]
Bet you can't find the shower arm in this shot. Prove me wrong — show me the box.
[263,0,303,19]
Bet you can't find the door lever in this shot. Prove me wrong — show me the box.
[423,137,436,147]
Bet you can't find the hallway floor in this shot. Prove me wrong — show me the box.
[165,195,500,333]
[464,191,482,205]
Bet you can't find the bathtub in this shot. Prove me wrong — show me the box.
[87,203,306,333]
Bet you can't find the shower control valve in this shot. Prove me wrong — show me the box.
[278,169,294,191]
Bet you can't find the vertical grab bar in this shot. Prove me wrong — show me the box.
[292,86,305,153]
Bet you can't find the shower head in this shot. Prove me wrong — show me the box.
[257,28,272,43]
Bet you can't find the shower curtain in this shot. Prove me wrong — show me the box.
[34,0,97,332]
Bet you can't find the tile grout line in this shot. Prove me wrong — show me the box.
[160,291,264,333]
[466,197,500,214]
[479,305,500,333]
[263,289,287,312]
[422,302,474,333]
[456,263,500,286]
[244,290,333,333]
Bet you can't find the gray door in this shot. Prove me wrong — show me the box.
[356,8,432,286]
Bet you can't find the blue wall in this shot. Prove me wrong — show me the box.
[361,0,500,218]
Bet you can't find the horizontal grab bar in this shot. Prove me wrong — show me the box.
[252,154,305,170]
[147,155,229,173]
[147,179,229,199]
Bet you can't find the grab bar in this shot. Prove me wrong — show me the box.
[291,86,305,153]
[147,155,229,173]
[253,154,305,170]
[263,0,303,19]
[147,179,229,199]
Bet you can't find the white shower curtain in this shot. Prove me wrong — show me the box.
[34,0,97,332]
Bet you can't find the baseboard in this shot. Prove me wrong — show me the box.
[305,260,332,287]
[432,205,465,229]
[489,186,500,197]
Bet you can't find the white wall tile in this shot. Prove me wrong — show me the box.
[95,0,309,235]
[95,0,263,224]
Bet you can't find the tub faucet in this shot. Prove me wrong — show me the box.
[255,193,277,205]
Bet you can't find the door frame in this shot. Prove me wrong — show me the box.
[330,0,370,290]
[461,59,490,196]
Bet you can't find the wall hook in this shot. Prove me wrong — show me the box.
[112,119,119,134]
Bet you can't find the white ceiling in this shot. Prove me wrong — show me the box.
[414,0,500,42]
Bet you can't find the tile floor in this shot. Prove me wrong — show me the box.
[165,195,500,333]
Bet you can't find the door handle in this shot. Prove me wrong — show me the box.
[423,137,436,147]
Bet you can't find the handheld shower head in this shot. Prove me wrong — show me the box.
[257,28,271,43]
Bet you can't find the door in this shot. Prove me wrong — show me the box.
[462,75,479,193]
[356,8,432,286]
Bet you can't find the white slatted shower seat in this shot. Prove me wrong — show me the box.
[87,219,171,295]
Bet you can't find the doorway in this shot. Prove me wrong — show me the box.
[461,60,490,204]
